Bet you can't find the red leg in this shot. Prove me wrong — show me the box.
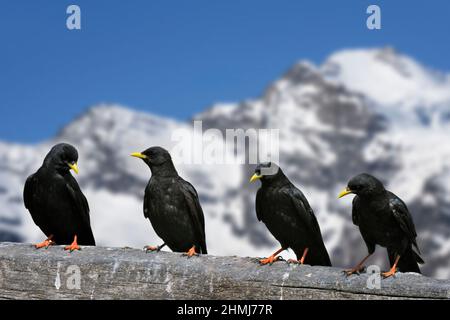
[259,248,285,265]
[344,253,372,276]
[183,245,197,257]
[34,235,54,249]
[288,247,309,264]
[64,235,81,252]
[144,243,166,252]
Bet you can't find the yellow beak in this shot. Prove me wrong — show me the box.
[338,187,353,199]
[131,152,148,160]
[250,173,262,183]
[68,162,79,174]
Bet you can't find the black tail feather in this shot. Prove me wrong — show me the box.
[388,247,423,274]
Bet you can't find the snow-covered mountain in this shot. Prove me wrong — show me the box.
[321,47,450,127]
[1,47,449,279]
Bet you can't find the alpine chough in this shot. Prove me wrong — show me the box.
[338,173,424,278]
[131,146,207,256]
[23,143,95,251]
[250,163,331,266]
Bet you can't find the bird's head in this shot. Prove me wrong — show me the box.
[249,162,282,184]
[131,146,172,168]
[338,173,385,198]
[44,143,79,175]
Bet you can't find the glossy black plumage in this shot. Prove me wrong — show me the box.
[132,147,207,254]
[252,163,331,266]
[342,173,423,273]
[23,143,95,246]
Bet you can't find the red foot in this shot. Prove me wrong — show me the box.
[344,265,365,276]
[34,237,54,249]
[382,267,397,279]
[183,246,197,258]
[64,235,81,252]
[259,255,280,265]
[287,258,306,265]
[288,257,307,265]
[144,245,159,252]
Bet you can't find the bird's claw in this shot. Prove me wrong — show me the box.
[259,255,282,265]
[259,257,274,265]
[144,245,159,253]
[288,258,306,265]
[343,266,365,277]
[343,270,359,277]
[183,246,198,258]
[64,243,81,252]
[381,268,397,279]
[34,239,54,249]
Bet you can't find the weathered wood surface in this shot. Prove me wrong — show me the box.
[0,242,448,300]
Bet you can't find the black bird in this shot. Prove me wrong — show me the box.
[338,173,424,278]
[250,163,331,266]
[131,146,207,256]
[23,143,95,251]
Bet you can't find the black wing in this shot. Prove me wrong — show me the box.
[283,186,331,265]
[179,179,207,254]
[65,175,91,225]
[282,186,324,245]
[23,174,44,228]
[143,183,151,219]
[352,196,376,254]
[388,192,419,251]
[65,175,95,245]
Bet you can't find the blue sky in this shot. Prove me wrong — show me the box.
[1,0,449,142]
